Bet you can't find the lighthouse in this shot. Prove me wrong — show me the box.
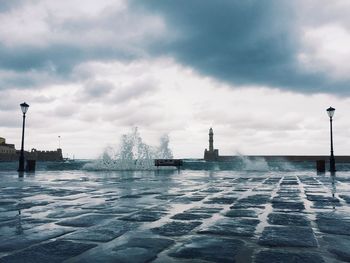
[204,127,219,161]
[209,127,214,152]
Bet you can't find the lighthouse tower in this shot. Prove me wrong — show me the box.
[204,127,219,161]
[209,127,214,152]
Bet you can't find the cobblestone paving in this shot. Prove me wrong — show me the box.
[0,169,350,262]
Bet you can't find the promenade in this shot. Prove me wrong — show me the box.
[0,169,349,262]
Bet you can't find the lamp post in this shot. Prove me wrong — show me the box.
[18,102,29,173]
[326,106,336,173]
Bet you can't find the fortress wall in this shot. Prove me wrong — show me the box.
[0,149,63,162]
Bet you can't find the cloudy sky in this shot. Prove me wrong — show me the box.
[1,0,350,159]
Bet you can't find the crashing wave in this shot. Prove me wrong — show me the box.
[84,127,173,171]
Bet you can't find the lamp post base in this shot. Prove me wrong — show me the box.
[18,154,25,172]
[330,156,336,173]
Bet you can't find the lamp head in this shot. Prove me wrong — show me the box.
[327,106,335,118]
[20,102,29,114]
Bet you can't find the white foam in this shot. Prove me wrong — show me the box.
[84,128,173,171]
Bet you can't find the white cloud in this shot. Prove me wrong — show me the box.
[0,0,165,50]
[299,24,350,80]
[2,55,350,160]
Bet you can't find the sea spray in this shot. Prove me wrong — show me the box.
[237,154,269,171]
[84,127,173,171]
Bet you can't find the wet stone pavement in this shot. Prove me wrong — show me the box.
[0,169,350,262]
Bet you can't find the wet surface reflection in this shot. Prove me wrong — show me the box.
[0,169,349,262]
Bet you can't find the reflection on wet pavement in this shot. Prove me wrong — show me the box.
[0,170,349,262]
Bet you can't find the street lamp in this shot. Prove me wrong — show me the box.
[18,102,29,173]
[326,106,336,173]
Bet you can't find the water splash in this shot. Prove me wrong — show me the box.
[239,156,269,171]
[84,127,173,171]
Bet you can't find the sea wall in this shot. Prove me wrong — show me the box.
[212,155,350,163]
[0,148,63,162]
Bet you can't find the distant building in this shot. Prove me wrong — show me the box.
[0,136,63,162]
[28,148,63,161]
[0,137,16,155]
[204,128,219,161]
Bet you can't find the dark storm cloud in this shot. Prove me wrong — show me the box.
[132,0,349,93]
[0,2,157,90]
[82,80,113,99]
[0,44,133,77]
[0,0,348,94]
[0,0,27,13]
[78,77,158,104]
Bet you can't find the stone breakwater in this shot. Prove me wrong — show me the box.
[0,170,349,262]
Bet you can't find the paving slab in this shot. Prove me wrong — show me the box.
[171,212,212,221]
[46,209,89,219]
[169,236,244,263]
[204,197,237,204]
[121,210,167,222]
[339,194,350,204]
[268,213,310,226]
[111,237,174,263]
[172,196,205,203]
[151,221,201,236]
[258,226,318,247]
[316,213,350,235]
[198,218,259,237]
[0,240,96,263]
[64,220,132,242]
[225,209,258,218]
[187,207,222,214]
[0,224,74,252]
[324,235,350,262]
[56,214,114,227]
[254,250,325,263]
[306,194,339,202]
[272,201,305,211]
